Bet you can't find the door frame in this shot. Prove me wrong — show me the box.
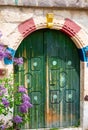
[6,15,88,130]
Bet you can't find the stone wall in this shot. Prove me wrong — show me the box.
[1,0,88,8]
[1,6,88,33]
[0,5,88,130]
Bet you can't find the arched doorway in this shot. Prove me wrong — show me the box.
[14,29,80,129]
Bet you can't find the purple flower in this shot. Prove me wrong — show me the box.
[1,88,6,94]
[0,50,5,60]
[0,85,6,96]
[18,86,26,93]
[22,94,30,102]
[0,44,10,60]
[0,92,2,96]
[2,98,9,107]
[0,44,5,50]
[0,90,6,96]
[0,125,6,130]
[13,57,23,65]
[19,103,28,113]
[13,115,22,124]
[0,85,4,90]
[4,50,12,60]
[0,85,5,90]
[0,44,8,60]
[19,101,32,113]
[23,101,33,108]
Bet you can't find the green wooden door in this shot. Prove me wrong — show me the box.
[14,29,80,129]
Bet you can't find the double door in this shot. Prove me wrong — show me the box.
[14,29,80,129]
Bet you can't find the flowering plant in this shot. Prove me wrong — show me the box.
[0,43,23,65]
[0,31,33,130]
[0,76,33,130]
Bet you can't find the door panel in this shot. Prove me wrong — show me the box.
[26,31,45,129]
[46,30,79,128]
[14,29,80,129]
[28,56,45,129]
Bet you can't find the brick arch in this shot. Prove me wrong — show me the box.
[13,16,88,62]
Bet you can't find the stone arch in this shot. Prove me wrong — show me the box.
[10,16,88,62]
